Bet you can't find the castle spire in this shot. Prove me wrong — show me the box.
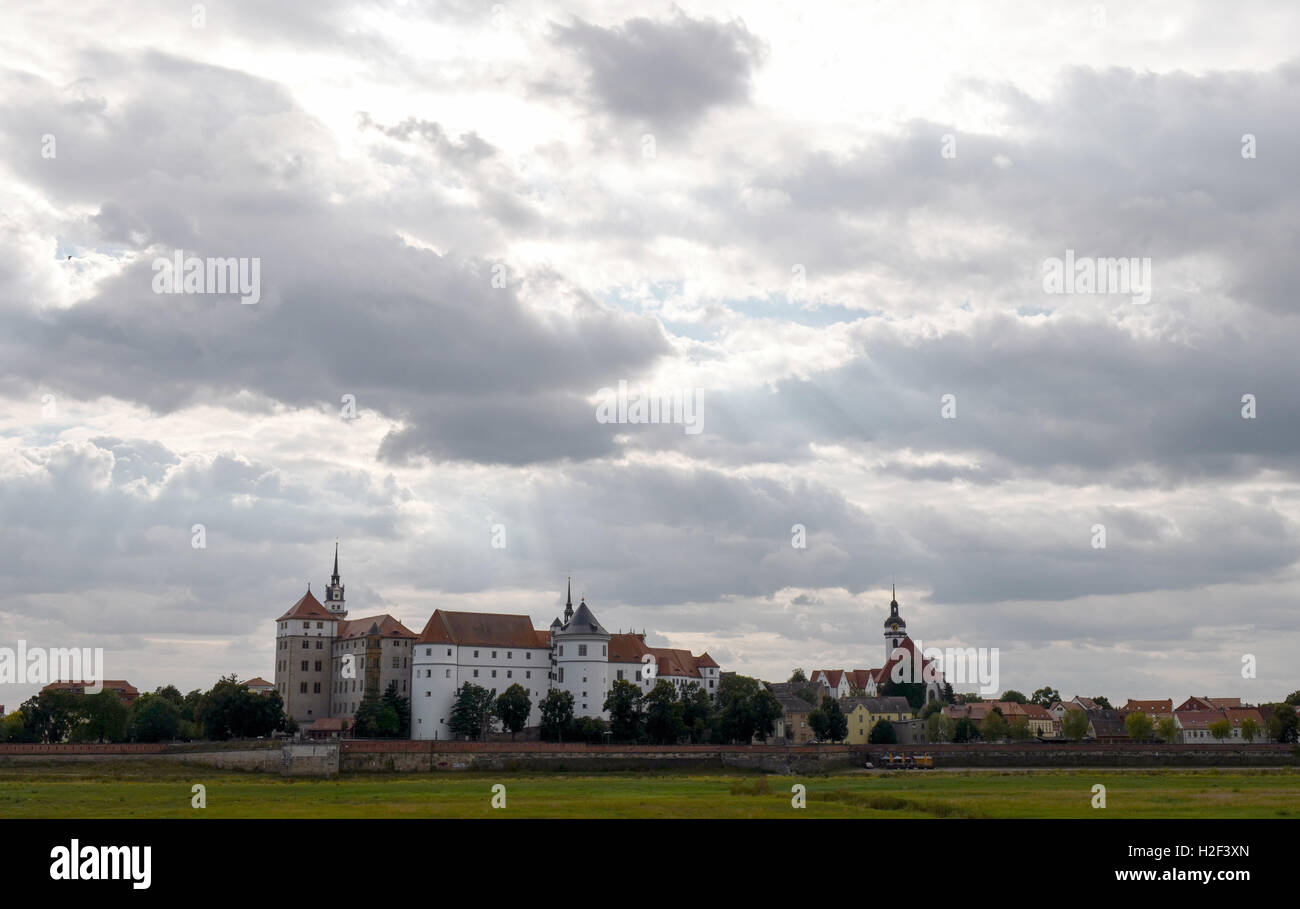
[332,540,340,582]
[563,576,574,624]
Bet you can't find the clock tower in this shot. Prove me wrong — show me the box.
[884,585,906,661]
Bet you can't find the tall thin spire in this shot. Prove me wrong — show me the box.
[332,540,340,582]
[563,576,574,623]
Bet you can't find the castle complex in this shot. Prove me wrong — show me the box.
[274,552,721,738]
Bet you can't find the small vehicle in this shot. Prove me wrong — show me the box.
[913,753,935,769]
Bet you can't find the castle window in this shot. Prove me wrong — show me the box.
[446,649,451,656]
[473,670,479,678]
[507,651,513,659]
[492,651,497,659]
[527,652,532,659]
[299,682,307,693]
[314,661,322,671]
[445,670,451,678]
[602,645,607,656]
[578,645,587,657]
[301,661,308,671]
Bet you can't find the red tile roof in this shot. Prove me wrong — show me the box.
[276,589,338,623]
[696,652,719,669]
[416,610,548,648]
[241,677,274,688]
[1124,699,1173,714]
[337,614,417,640]
[42,680,138,699]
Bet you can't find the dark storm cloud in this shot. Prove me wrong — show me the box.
[551,12,766,132]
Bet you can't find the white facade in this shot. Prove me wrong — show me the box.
[411,641,550,739]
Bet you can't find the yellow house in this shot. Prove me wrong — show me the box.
[840,696,914,744]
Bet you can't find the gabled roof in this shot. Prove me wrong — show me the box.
[815,669,845,688]
[608,632,650,662]
[241,677,274,688]
[42,680,138,697]
[1088,709,1130,737]
[847,669,875,690]
[1175,710,1225,730]
[416,610,549,648]
[1124,699,1173,713]
[276,589,338,623]
[337,614,417,640]
[696,652,719,669]
[841,696,912,715]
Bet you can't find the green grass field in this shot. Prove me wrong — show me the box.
[1,762,1298,818]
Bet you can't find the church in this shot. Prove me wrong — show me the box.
[274,551,721,738]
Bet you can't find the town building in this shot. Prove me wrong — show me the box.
[41,680,139,704]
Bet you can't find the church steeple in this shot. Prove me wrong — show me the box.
[563,576,574,624]
[323,541,346,617]
[884,585,906,661]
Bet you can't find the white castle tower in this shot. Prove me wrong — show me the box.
[322,541,346,617]
[551,580,610,719]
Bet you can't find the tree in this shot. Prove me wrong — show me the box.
[1000,690,1028,705]
[716,674,780,743]
[74,690,130,743]
[154,685,183,706]
[1091,696,1113,710]
[448,683,495,740]
[789,669,807,684]
[1284,691,1300,706]
[952,717,979,743]
[927,712,954,743]
[1,710,35,743]
[353,689,399,738]
[539,689,575,742]
[643,680,688,744]
[493,684,531,740]
[574,716,610,743]
[682,685,715,743]
[20,689,87,743]
[130,694,181,743]
[1240,717,1259,743]
[1007,717,1033,741]
[603,680,645,742]
[869,718,897,744]
[1031,687,1061,708]
[981,708,1009,741]
[1061,708,1090,740]
[1266,703,1299,743]
[919,699,945,719]
[809,696,848,743]
[195,675,286,740]
[381,681,411,738]
[1125,711,1154,741]
[1155,716,1179,743]
[1209,719,1232,742]
[955,692,984,704]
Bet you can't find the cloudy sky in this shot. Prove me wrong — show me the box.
[1,0,1297,707]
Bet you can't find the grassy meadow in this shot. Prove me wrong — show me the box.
[0,761,1297,818]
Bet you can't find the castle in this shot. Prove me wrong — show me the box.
[274,550,721,738]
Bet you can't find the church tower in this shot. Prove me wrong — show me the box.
[884,585,906,661]
[323,542,347,618]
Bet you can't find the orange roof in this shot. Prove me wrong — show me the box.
[276,589,338,623]
[816,670,844,687]
[416,610,548,648]
[648,647,702,678]
[337,614,417,640]
[42,680,138,697]
[696,652,719,669]
[608,632,650,662]
[1224,707,1263,727]
[1124,699,1173,713]
[242,677,274,688]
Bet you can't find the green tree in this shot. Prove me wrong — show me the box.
[574,716,610,743]
[809,696,848,743]
[130,693,181,743]
[74,690,130,743]
[716,675,780,743]
[642,680,687,744]
[1266,703,1299,743]
[1007,717,1033,741]
[1155,716,1179,743]
[1240,717,1259,743]
[952,717,979,742]
[154,685,183,706]
[1061,709,1090,740]
[353,688,399,738]
[927,712,954,743]
[1031,687,1061,708]
[1209,719,1232,742]
[868,718,897,744]
[195,675,286,740]
[1283,691,1300,706]
[381,681,411,738]
[919,699,945,719]
[1125,711,1154,741]
[20,689,85,743]
[1091,696,1113,710]
[1000,690,1028,705]
[539,689,575,742]
[448,683,495,740]
[789,668,807,684]
[981,708,1009,741]
[682,685,715,743]
[493,684,532,740]
[179,689,203,723]
[603,679,645,742]
[879,678,927,710]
